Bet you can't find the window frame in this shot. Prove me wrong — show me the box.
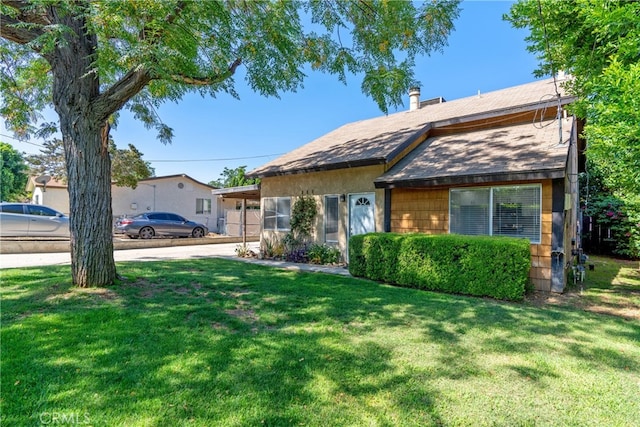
[324,195,340,243]
[196,198,212,215]
[263,197,291,232]
[449,184,542,244]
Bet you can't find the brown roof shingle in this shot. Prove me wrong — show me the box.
[375,117,574,188]
[249,77,574,178]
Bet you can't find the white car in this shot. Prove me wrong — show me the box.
[0,203,70,237]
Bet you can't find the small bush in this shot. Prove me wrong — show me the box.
[308,243,341,265]
[261,236,285,259]
[349,233,531,301]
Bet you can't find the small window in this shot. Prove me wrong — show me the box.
[196,198,212,214]
[148,213,167,220]
[27,205,58,217]
[324,195,339,243]
[0,204,25,214]
[263,197,291,231]
[167,214,185,222]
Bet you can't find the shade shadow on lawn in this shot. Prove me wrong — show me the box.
[2,258,639,426]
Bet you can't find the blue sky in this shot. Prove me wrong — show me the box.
[3,1,542,185]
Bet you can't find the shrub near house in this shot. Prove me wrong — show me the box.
[349,233,531,301]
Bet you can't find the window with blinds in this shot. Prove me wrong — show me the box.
[263,197,291,231]
[324,195,339,243]
[450,185,541,243]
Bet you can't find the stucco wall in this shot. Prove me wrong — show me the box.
[259,165,386,257]
[389,180,555,291]
[32,187,70,215]
[112,177,217,231]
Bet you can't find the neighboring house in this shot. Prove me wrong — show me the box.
[112,174,218,231]
[26,176,70,215]
[248,76,584,292]
[27,174,219,232]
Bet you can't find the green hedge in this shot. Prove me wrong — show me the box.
[349,233,531,301]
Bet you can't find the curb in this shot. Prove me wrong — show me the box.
[0,236,259,254]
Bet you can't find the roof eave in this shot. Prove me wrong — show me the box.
[374,169,567,189]
[250,158,387,179]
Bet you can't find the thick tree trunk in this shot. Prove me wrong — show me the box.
[49,5,117,287]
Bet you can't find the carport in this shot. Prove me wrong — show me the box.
[211,184,261,247]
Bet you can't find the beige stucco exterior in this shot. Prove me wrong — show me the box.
[259,165,386,259]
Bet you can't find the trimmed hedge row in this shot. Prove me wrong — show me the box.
[349,233,531,301]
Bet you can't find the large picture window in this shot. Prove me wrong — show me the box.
[450,185,541,243]
[263,197,291,231]
[324,195,339,243]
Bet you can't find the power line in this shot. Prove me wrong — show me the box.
[1,132,283,162]
[0,133,45,148]
[146,153,285,163]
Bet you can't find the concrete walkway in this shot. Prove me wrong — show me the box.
[0,242,351,277]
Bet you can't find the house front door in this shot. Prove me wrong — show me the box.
[349,193,375,238]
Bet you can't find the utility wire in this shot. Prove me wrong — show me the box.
[146,153,285,163]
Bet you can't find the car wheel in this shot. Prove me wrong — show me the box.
[139,227,155,239]
[192,227,205,238]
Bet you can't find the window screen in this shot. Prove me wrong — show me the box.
[263,197,291,231]
[325,196,339,243]
[492,186,541,241]
[450,188,490,236]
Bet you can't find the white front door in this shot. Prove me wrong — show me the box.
[349,193,375,238]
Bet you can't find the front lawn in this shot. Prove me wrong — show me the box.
[2,258,639,426]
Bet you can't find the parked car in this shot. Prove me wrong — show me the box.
[115,212,208,239]
[0,202,70,238]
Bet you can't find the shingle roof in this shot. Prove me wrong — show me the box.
[375,118,574,188]
[248,77,574,178]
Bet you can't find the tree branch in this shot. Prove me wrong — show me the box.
[139,0,187,43]
[93,68,152,122]
[169,58,242,86]
[0,14,46,46]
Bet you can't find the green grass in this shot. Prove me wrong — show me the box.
[2,258,639,426]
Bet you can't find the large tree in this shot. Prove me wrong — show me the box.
[26,138,155,188]
[1,0,460,287]
[0,141,28,201]
[505,0,640,199]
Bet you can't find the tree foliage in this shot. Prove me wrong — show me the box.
[1,0,460,286]
[26,138,154,187]
[505,0,640,199]
[0,141,28,201]
[208,166,259,189]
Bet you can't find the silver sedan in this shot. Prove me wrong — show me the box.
[115,212,208,239]
[0,203,70,237]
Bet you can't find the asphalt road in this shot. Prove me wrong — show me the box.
[0,242,259,269]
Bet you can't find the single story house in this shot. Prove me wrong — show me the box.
[27,173,221,232]
[112,174,218,231]
[247,76,584,292]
